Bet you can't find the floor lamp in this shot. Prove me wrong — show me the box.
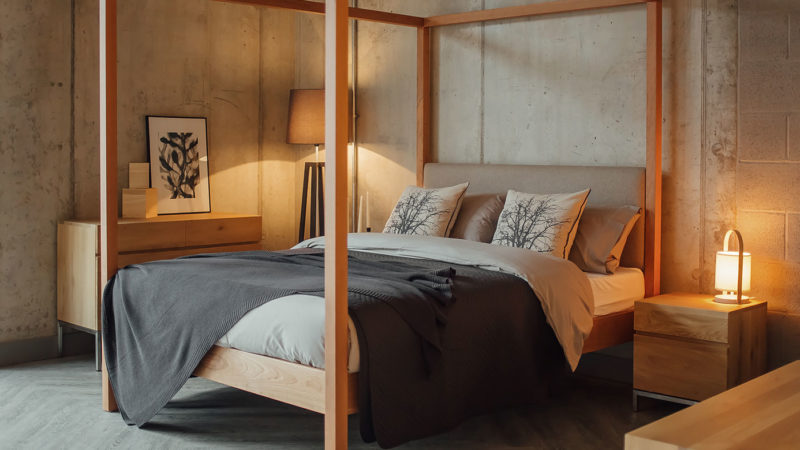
[287,89,326,242]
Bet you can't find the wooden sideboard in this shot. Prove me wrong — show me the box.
[57,213,262,369]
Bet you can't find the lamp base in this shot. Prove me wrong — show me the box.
[713,293,750,304]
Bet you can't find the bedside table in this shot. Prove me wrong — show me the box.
[633,293,766,409]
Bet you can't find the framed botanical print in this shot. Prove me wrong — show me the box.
[146,116,211,214]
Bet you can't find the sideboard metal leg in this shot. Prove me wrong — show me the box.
[57,322,63,357]
[95,332,102,372]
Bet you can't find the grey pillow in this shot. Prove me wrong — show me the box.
[450,194,506,242]
[568,206,641,274]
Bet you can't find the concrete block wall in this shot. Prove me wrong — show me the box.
[738,0,800,366]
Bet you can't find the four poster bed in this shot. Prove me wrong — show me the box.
[97,0,662,448]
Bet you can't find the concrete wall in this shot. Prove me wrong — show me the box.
[3,0,798,367]
[737,0,800,366]
[352,1,797,365]
[73,0,300,251]
[355,0,713,293]
[1,0,306,358]
[0,0,73,345]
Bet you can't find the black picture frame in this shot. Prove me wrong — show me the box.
[145,116,211,215]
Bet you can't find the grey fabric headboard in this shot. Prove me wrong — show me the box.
[424,163,645,270]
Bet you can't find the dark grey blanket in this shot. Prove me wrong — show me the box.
[103,250,563,448]
[102,250,454,426]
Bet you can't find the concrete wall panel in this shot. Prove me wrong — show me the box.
[482,3,646,167]
[0,0,73,343]
[260,9,298,250]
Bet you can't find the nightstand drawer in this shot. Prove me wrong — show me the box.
[634,334,727,401]
[634,296,729,343]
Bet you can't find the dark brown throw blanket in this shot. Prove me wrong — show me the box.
[102,250,563,448]
[351,251,564,448]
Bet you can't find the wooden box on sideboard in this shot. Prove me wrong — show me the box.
[128,162,150,189]
[122,188,158,219]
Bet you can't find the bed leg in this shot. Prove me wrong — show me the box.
[101,342,118,412]
[632,390,639,412]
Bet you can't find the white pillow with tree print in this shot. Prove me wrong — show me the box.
[383,182,469,237]
[491,189,590,258]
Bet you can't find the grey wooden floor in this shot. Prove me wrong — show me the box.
[0,355,680,449]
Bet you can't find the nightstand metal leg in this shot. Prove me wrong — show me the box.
[95,332,102,372]
[633,389,697,410]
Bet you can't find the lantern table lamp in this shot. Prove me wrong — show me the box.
[714,229,751,304]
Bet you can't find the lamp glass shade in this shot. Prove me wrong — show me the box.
[714,250,751,293]
[287,89,325,145]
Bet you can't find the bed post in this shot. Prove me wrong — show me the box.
[416,27,431,187]
[324,0,349,448]
[99,0,119,412]
[645,0,662,297]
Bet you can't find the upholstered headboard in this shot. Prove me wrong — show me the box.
[424,163,646,270]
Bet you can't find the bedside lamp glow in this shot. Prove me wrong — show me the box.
[714,229,751,304]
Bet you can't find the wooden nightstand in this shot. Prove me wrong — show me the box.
[57,212,262,370]
[633,293,766,409]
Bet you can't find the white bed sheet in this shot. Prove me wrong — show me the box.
[586,267,645,316]
[217,267,643,373]
[217,295,361,373]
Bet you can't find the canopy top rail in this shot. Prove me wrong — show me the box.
[217,0,424,27]
[425,0,656,28]
[216,0,658,29]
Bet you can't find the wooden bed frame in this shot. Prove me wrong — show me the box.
[98,0,662,448]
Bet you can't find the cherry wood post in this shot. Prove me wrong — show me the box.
[645,0,662,297]
[416,27,431,187]
[324,0,350,448]
[99,0,119,413]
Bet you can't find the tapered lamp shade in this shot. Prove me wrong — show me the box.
[715,251,751,292]
[287,89,325,145]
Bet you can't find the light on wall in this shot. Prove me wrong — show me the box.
[714,229,752,304]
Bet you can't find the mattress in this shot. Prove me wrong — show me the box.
[586,267,645,316]
[217,266,644,372]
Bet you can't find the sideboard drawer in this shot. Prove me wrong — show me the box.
[118,221,186,252]
[186,216,261,247]
[58,213,262,336]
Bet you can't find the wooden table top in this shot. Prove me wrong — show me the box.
[625,360,800,449]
